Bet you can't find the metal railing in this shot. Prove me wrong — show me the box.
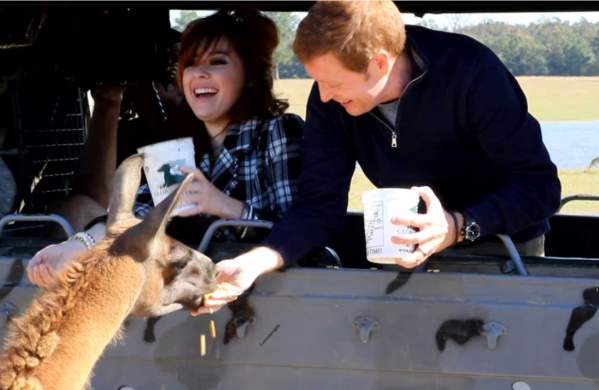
[197,219,274,253]
[0,213,75,238]
[559,194,599,212]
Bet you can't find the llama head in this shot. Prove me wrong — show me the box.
[105,154,217,317]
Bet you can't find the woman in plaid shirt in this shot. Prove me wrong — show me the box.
[27,8,304,287]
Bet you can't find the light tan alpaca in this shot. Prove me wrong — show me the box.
[0,154,217,390]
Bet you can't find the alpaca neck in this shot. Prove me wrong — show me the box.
[34,257,144,390]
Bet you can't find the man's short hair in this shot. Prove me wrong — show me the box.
[293,0,406,73]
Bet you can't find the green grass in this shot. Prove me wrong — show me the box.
[517,77,599,121]
[274,77,599,215]
[274,79,311,119]
[275,77,599,122]
[558,169,599,215]
[347,169,599,215]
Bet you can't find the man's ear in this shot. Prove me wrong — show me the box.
[370,50,391,76]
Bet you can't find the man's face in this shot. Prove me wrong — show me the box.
[304,52,386,116]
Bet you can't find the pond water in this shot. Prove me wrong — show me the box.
[541,121,599,168]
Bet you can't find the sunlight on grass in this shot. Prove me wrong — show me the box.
[518,77,599,122]
[347,168,599,215]
[275,77,599,122]
[558,168,599,215]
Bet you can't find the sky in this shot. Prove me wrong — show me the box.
[403,12,599,30]
[170,10,599,31]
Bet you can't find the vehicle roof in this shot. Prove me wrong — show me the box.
[116,1,599,14]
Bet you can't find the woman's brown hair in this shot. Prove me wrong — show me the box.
[177,7,288,125]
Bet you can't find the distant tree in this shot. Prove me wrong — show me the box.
[562,39,593,75]
[588,31,599,75]
[264,12,301,79]
[501,32,548,75]
[462,22,547,75]
[169,10,599,77]
[279,61,309,79]
[593,31,599,58]
[584,61,599,75]
[445,14,471,33]
[171,10,203,32]
[572,19,599,47]
[463,19,599,76]
[416,16,442,31]
[530,20,594,75]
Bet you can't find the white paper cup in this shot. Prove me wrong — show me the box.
[137,137,196,209]
[361,188,420,264]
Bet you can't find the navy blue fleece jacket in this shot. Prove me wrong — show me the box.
[265,25,561,265]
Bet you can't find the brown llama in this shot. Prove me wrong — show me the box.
[0,153,217,390]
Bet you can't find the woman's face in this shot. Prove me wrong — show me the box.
[182,38,245,128]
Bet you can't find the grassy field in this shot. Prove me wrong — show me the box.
[518,77,599,121]
[274,77,599,215]
[347,169,599,215]
[558,169,599,215]
[274,77,599,122]
[274,79,312,119]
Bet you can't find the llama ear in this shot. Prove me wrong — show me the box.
[141,173,193,233]
[107,153,144,229]
[136,172,195,239]
[110,173,194,259]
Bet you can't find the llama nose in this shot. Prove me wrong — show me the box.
[206,267,218,284]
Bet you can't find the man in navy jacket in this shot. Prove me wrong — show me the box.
[197,0,560,314]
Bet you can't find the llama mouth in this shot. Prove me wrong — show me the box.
[177,294,206,311]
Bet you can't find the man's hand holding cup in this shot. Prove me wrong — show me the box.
[388,186,458,268]
[362,186,458,268]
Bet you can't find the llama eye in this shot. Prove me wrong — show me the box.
[172,260,189,271]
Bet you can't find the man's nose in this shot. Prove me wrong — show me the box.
[318,84,333,103]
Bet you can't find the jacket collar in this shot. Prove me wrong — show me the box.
[199,118,263,190]
[404,26,430,80]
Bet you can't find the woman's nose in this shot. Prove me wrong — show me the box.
[188,66,209,78]
[196,69,209,79]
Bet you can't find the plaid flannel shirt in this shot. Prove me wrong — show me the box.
[134,113,303,222]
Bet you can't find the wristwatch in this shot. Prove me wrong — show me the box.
[460,213,481,242]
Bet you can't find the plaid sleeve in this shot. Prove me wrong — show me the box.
[133,184,154,219]
[256,113,304,221]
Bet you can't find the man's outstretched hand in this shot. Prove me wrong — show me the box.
[192,247,284,316]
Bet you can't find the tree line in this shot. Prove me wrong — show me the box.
[173,11,599,78]
[455,19,599,76]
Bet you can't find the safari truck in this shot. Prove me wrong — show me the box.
[1,2,599,389]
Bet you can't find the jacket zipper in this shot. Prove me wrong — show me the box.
[369,67,427,149]
[369,112,399,148]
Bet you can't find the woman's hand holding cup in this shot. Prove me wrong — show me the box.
[174,166,244,219]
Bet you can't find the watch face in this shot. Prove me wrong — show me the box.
[465,221,481,242]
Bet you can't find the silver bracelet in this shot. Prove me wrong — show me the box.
[240,203,253,220]
[70,231,96,250]
[239,203,254,239]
